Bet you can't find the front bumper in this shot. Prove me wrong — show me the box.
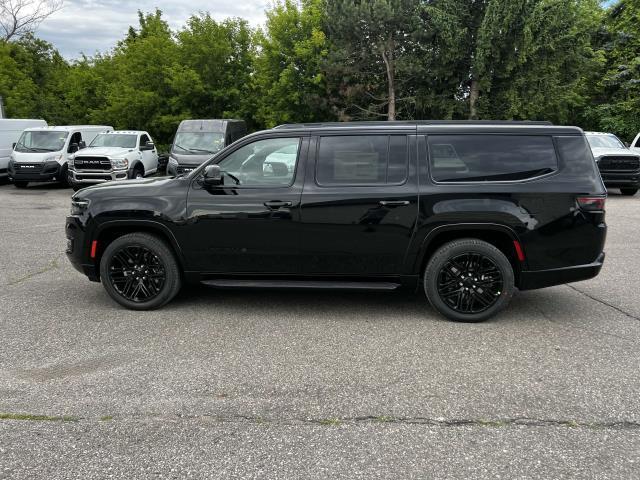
[66,215,99,281]
[8,161,63,182]
[68,168,128,185]
[600,171,640,189]
[518,252,605,290]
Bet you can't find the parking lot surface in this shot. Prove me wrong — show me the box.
[0,182,639,479]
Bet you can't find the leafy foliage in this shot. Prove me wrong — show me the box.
[0,1,637,143]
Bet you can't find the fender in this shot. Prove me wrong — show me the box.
[411,222,524,275]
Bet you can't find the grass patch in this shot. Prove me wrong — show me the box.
[100,415,114,421]
[318,418,341,426]
[0,412,78,422]
[374,416,395,423]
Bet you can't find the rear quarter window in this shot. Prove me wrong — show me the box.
[428,135,558,183]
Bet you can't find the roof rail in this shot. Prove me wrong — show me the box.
[273,120,554,129]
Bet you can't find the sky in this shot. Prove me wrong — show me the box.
[37,0,270,59]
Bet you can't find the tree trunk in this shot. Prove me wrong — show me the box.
[381,37,396,121]
[469,78,480,119]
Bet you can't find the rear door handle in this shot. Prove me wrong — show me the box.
[264,200,293,209]
[378,200,410,207]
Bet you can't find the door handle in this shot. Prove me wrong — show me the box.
[378,200,410,207]
[264,200,293,209]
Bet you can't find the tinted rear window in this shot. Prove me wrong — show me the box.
[316,135,408,185]
[428,135,558,182]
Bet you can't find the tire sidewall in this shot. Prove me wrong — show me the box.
[99,233,181,310]
[424,239,515,323]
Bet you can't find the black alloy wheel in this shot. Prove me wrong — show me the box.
[436,252,503,314]
[424,238,515,322]
[99,233,182,310]
[107,245,166,303]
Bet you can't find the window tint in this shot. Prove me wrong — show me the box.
[428,135,557,182]
[316,135,408,185]
[217,137,300,187]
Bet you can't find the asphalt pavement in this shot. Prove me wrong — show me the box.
[0,181,639,479]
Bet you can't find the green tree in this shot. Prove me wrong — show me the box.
[325,0,426,120]
[176,15,255,124]
[253,0,331,127]
[586,0,640,140]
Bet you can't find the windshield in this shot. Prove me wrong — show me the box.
[586,134,625,150]
[90,134,137,149]
[172,132,225,155]
[15,131,68,152]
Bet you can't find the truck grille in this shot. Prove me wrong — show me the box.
[74,157,111,171]
[13,163,43,173]
[598,156,640,171]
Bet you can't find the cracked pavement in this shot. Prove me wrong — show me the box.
[0,182,639,479]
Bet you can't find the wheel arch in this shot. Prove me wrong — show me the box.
[414,223,525,283]
[92,220,185,277]
[129,159,145,177]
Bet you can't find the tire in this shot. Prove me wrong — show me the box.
[13,181,28,188]
[620,188,638,196]
[423,238,515,322]
[58,164,69,187]
[130,165,144,180]
[99,233,182,310]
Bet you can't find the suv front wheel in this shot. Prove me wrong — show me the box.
[99,233,182,310]
[424,238,515,322]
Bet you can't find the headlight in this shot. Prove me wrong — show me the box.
[45,154,63,163]
[168,156,178,166]
[111,158,129,169]
[70,199,89,216]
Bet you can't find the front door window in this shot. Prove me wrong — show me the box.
[217,137,300,187]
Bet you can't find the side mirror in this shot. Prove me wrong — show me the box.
[79,141,86,149]
[146,141,155,150]
[203,164,223,186]
[69,143,79,153]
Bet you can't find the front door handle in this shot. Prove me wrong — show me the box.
[264,200,293,209]
[378,200,410,207]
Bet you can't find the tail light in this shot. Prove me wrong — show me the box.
[577,196,605,212]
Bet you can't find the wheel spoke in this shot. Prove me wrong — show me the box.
[108,245,165,303]
[437,251,503,315]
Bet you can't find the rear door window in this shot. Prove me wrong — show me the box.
[428,135,558,182]
[316,135,408,186]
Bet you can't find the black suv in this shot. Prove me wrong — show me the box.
[66,121,607,322]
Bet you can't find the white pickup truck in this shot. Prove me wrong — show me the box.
[68,130,158,191]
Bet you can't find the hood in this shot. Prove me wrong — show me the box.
[73,175,178,200]
[170,152,214,166]
[590,147,638,159]
[12,150,63,163]
[75,147,134,158]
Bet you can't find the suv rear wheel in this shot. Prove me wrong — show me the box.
[99,233,182,310]
[620,188,638,196]
[424,238,515,322]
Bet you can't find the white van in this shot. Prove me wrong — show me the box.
[8,125,113,188]
[0,119,47,181]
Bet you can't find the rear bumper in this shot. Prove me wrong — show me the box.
[8,161,63,182]
[600,171,640,188]
[518,253,605,290]
[69,168,128,185]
